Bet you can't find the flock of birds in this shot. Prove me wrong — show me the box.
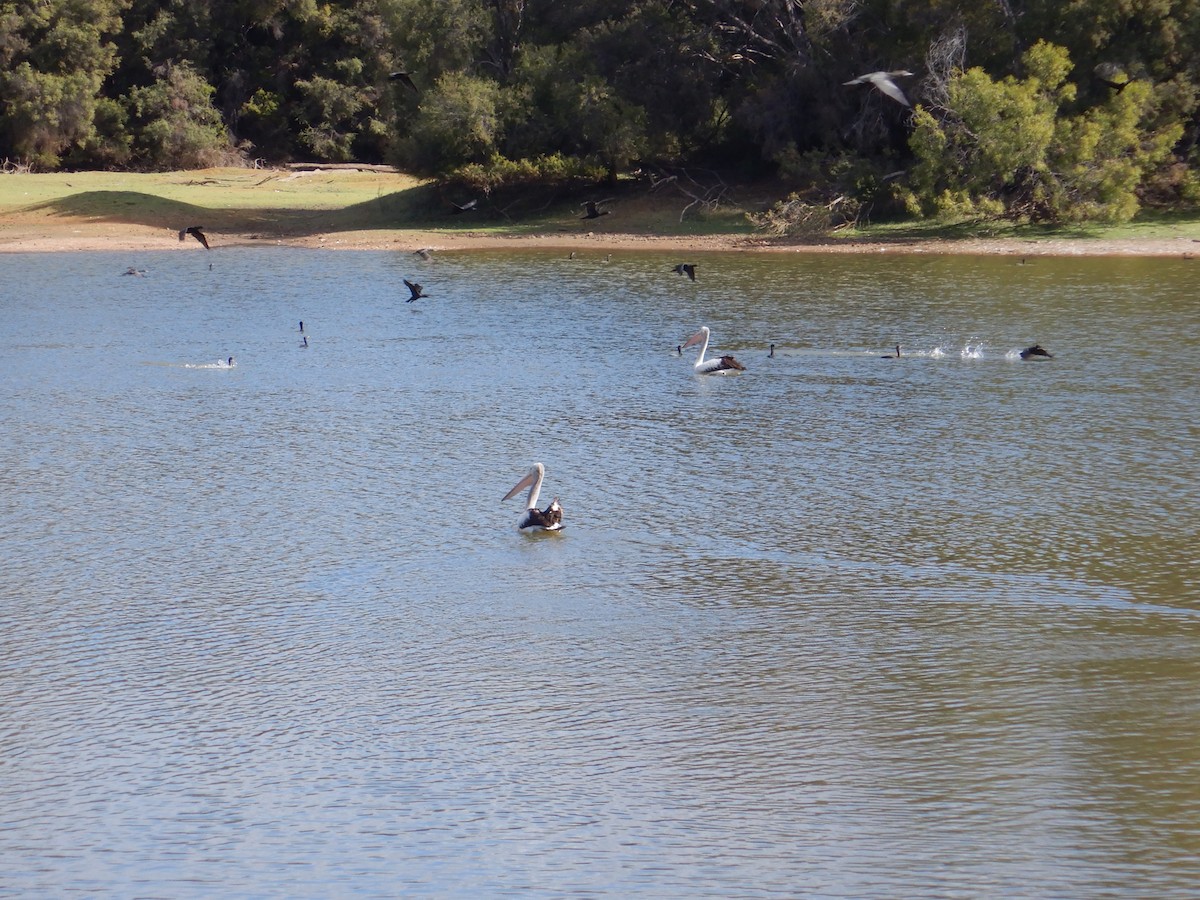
[146,147,1057,533]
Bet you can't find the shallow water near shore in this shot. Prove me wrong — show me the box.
[2,248,1198,897]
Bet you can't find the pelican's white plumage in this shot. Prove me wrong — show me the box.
[681,326,746,375]
[502,462,564,532]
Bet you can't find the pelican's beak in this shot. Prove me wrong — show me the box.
[503,472,536,501]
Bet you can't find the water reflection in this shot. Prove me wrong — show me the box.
[1,248,1198,896]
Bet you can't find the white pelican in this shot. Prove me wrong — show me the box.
[502,463,563,532]
[844,70,913,107]
[681,326,746,374]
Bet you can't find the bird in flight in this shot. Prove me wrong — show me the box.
[673,263,697,281]
[580,200,612,220]
[389,71,418,94]
[404,279,429,302]
[414,248,433,260]
[1020,344,1053,360]
[844,70,914,107]
[179,226,210,249]
[450,199,477,214]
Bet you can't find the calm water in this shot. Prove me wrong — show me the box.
[1,247,1198,897]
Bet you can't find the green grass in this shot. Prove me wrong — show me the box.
[3,167,1198,242]
[0,167,756,238]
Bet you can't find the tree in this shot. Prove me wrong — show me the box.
[0,0,123,168]
[126,62,235,169]
[904,41,1183,222]
[397,71,502,173]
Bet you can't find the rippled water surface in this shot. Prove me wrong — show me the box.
[2,248,1198,897]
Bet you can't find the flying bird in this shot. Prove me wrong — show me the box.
[673,263,697,281]
[179,226,210,249]
[681,326,746,375]
[844,70,914,107]
[414,248,432,260]
[502,462,564,532]
[1020,344,1053,360]
[404,279,429,302]
[389,71,418,93]
[580,200,611,220]
[450,199,477,214]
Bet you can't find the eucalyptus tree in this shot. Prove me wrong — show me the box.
[0,0,124,167]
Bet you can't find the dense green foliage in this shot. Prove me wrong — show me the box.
[2,0,1198,223]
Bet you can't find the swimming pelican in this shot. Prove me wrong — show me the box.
[1020,344,1053,360]
[682,326,746,374]
[844,70,913,107]
[881,344,901,359]
[178,226,210,249]
[502,463,563,532]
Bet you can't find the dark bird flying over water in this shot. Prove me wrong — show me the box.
[404,279,429,302]
[179,226,210,249]
[1020,344,1053,360]
[673,263,697,281]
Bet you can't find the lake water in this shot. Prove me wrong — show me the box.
[2,247,1198,897]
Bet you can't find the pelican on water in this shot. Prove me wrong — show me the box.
[502,463,563,532]
[681,326,746,374]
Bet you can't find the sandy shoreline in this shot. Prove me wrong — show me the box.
[3,218,1199,257]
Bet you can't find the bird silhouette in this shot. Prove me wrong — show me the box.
[414,248,432,260]
[450,199,477,214]
[844,70,913,107]
[581,200,611,220]
[404,279,429,302]
[881,344,901,359]
[673,263,697,281]
[179,226,210,249]
[1020,344,1053,360]
[768,344,775,358]
[389,71,418,93]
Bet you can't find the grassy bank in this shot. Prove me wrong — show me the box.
[3,166,1199,249]
[0,167,756,240]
